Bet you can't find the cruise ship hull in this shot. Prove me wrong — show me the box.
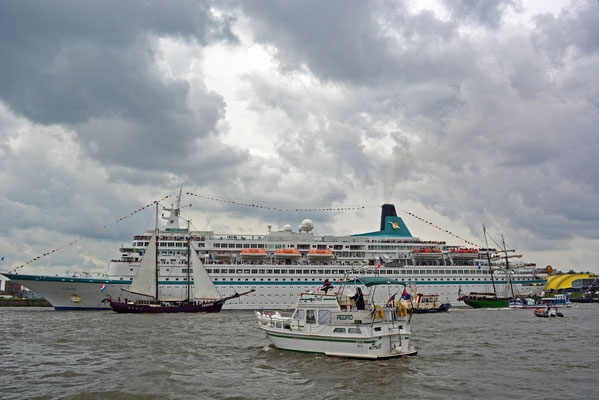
[2,272,545,310]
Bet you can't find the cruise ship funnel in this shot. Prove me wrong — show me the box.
[380,204,398,231]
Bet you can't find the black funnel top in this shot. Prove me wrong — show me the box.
[380,204,398,231]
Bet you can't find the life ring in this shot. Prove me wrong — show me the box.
[396,304,408,317]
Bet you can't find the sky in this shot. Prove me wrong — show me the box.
[0,0,598,277]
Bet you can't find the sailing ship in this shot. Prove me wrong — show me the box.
[460,226,527,308]
[109,202,253,313]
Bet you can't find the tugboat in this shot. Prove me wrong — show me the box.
[109,202,253,313]
[256,276,417,359]
[402,293,451,313]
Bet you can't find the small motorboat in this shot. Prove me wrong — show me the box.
[256,276,417,359]
[534,308,563,318]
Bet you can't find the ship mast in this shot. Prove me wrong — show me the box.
[186,219,191,302]
[501,235,515,298]
[482,224,497,294]
[154,201,159,302]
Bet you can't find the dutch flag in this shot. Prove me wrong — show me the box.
[100,283,106,292]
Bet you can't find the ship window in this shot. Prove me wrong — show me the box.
[221,270,228,274]
[306,310,316,323]
[310,270,317,274]
[166,278,169,281]
[331,270,338,274]
[228,244,236,248]
[393,270,400,274]
[275,322,282,328]
[213,269,220,273]
[244,269,250,274]
[176,243,183,247]
[348,328,361,334]
[333,328,346,333]
[259,269,265,274]
[236,244,243,248]
[214,243,221,248]
[251,269,258,274]
[130,278,133,280]
[318,270,324,274]
[318,310,330,325]
[295,309,305,320]
[374,327,382,332]
[266,269,273,274]
[303,270,310,274]
[130,268,134,271]
[236,269,243,273]
[280,269,287,274]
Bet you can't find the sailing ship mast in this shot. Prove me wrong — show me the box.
[186,219,191,302]
[501,235,515,298]
[154,201,159,302]
[482,224,497,294]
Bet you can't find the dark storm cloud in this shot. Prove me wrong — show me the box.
[234,0,599,250]
[0,0,246,175]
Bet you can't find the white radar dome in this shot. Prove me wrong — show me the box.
[300,219,314,232]
[282,224,293,232]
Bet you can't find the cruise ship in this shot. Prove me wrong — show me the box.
[1,200,547,310]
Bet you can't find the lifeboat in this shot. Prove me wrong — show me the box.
[307,249,334,258]
[240,248,267,258]
[274,249,301,258]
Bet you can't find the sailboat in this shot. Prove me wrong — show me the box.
[109,202,253,313]
[460,226,519,308]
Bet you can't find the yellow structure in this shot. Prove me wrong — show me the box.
[544,273,598,292]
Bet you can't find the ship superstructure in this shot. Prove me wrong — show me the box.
[2,201,547,310]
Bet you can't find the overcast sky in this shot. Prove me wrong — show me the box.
[1,0,597,276]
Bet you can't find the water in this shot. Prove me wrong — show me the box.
[1,305,596,400]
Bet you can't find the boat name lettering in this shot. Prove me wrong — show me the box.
[336,314,353,321]
[369,343,382,350]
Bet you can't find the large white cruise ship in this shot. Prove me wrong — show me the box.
[2,200,547,310]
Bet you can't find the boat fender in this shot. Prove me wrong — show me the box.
[373,305,384,319]
[396,304,408,318]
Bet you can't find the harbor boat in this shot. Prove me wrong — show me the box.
[402,293,451,313]
[109,203,253,313]
[508,297,541,309]
[1,196,547,310]
[256,277,417,359]
[534,308,564,318]
[540,294,572,308]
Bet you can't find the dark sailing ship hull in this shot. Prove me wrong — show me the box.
[109,300,224,313]
[463,297,511,308]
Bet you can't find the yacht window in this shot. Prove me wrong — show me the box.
[295,309,305,320]
[374,327,382,332]
[275,322,282,329]
[318,310,331,325]
[333,328,346,333]
[348,328,361,334]
[306,310,316,323]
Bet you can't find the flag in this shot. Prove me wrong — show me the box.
[401,288,410,300]
[387,294,396,304]
[1,256,4,261]
[336,278,342,282]
[376,264,381,270]
[100,283,106,292]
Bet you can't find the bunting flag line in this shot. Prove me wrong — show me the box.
[10,195,174,272]
[185,192,369,212]
[398,208,481,248]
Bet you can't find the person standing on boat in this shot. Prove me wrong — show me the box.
[350,287,365,310]
[321,279,333,294]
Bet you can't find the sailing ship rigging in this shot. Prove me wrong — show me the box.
[109,201,253,313]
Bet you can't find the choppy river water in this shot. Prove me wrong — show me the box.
[1,305,596,399]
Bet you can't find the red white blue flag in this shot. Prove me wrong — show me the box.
[100,283,106,292]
